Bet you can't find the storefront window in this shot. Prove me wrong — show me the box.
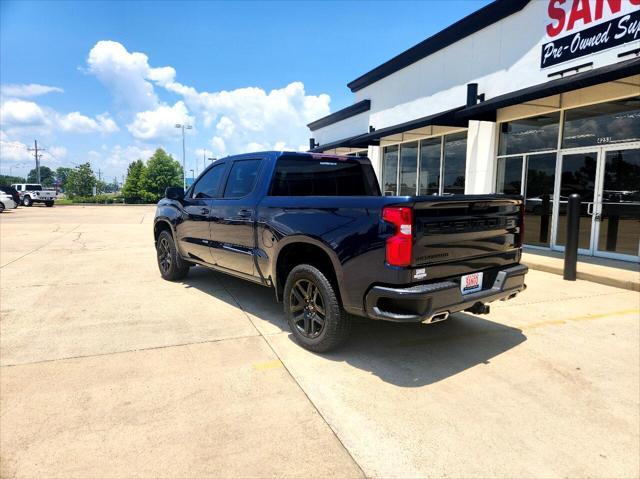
[418,138,440,195]
[562,96,640,149]
[399,142,418,195]
[382,145,399,196]
[523,153,556,247]
[382,131,466,196]
[499,112,560,156]
[496,156,523,195]
[442,132,467,194]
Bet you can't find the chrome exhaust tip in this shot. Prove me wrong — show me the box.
[426,311,450,323]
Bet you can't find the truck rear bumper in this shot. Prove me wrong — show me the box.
[364,264,528,323]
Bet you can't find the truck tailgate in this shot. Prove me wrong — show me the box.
[412,197,522,267]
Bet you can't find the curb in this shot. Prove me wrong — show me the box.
[524,260,640,292]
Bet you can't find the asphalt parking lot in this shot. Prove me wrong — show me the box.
[1,205,639,478]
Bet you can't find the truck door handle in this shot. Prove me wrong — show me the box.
[201,208,210,215]
[238,209,252,218]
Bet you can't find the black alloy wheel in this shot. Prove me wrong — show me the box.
[289,278,327,339]
[157,236,172,274]
[155,230,189,281]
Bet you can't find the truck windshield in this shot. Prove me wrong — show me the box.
[269,155,380,196]
[26,185,43,191]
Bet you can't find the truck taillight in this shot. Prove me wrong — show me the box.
[383,206,413,267]
[517,203,524,247]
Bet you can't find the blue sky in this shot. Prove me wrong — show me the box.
[1,0,491,181]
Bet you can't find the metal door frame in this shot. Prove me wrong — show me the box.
[551,142,640,261]
[593,142,640,262]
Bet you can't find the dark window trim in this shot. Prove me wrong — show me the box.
[307,100,371,130]
[347,0,530,92]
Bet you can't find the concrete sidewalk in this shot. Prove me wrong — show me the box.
[523,248,639,292]
[1,206,639,478]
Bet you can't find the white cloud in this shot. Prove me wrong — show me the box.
[0,137,32,163]
[127,101,193,141]
[0,99,48,127]
[105,144,155,167]
[87,40,160,111]
[85,41,331,157]
[59,111,119,134]
[1,83,64,98]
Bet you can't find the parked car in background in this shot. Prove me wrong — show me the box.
[10,183,57,207]
[0,192,17,212]
[0,186,20,208]
[154,151,528,352]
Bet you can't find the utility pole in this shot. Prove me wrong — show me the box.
[175,123,192,189]
[27,140,45,184]
[97,169,102,181]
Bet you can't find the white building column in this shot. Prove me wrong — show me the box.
[465,120,497,194]
[368,145,382,185]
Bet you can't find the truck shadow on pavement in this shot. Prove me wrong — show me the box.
[182,267,527,387]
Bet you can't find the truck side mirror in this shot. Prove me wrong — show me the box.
[165,187,185,201]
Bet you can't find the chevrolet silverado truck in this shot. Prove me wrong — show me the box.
[154,151,527,352]
[11,183,57,207]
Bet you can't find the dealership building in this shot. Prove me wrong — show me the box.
[307,0,639,262]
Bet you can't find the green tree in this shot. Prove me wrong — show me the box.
[139,148,183,202]
[27,166,55,187]
[122,159,146,203]
[55,167,73,190]
[65,163,97,197]
[0,174,26,186]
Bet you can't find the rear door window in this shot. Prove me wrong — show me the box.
[269,155,380,196]
[223,159,261,198]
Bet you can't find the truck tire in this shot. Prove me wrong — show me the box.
[45,201,54,207]
[22,196,32,207]
[155,230,189,281]
[284,264,350,352]
[0,202,4,213]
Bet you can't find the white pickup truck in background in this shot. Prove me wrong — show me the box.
[11,183,58,207]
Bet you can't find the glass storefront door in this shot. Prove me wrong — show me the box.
[554,151,598,253]
[552,144,640,261]
[595,147,640,260]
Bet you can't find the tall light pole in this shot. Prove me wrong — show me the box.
[175,123,192,190]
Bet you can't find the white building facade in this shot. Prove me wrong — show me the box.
[308,0,640,262]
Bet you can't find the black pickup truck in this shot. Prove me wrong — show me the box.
[154,151,527,351]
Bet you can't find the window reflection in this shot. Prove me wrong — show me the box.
[443,132,467,194]
[496,156,523,195]
[598,149,640,256]
[524,153,557,247]
[562,96,640,149]
[419,138,440,195]
[382,145,399,196]
[399,142,418,195]
[499,112,560,156]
